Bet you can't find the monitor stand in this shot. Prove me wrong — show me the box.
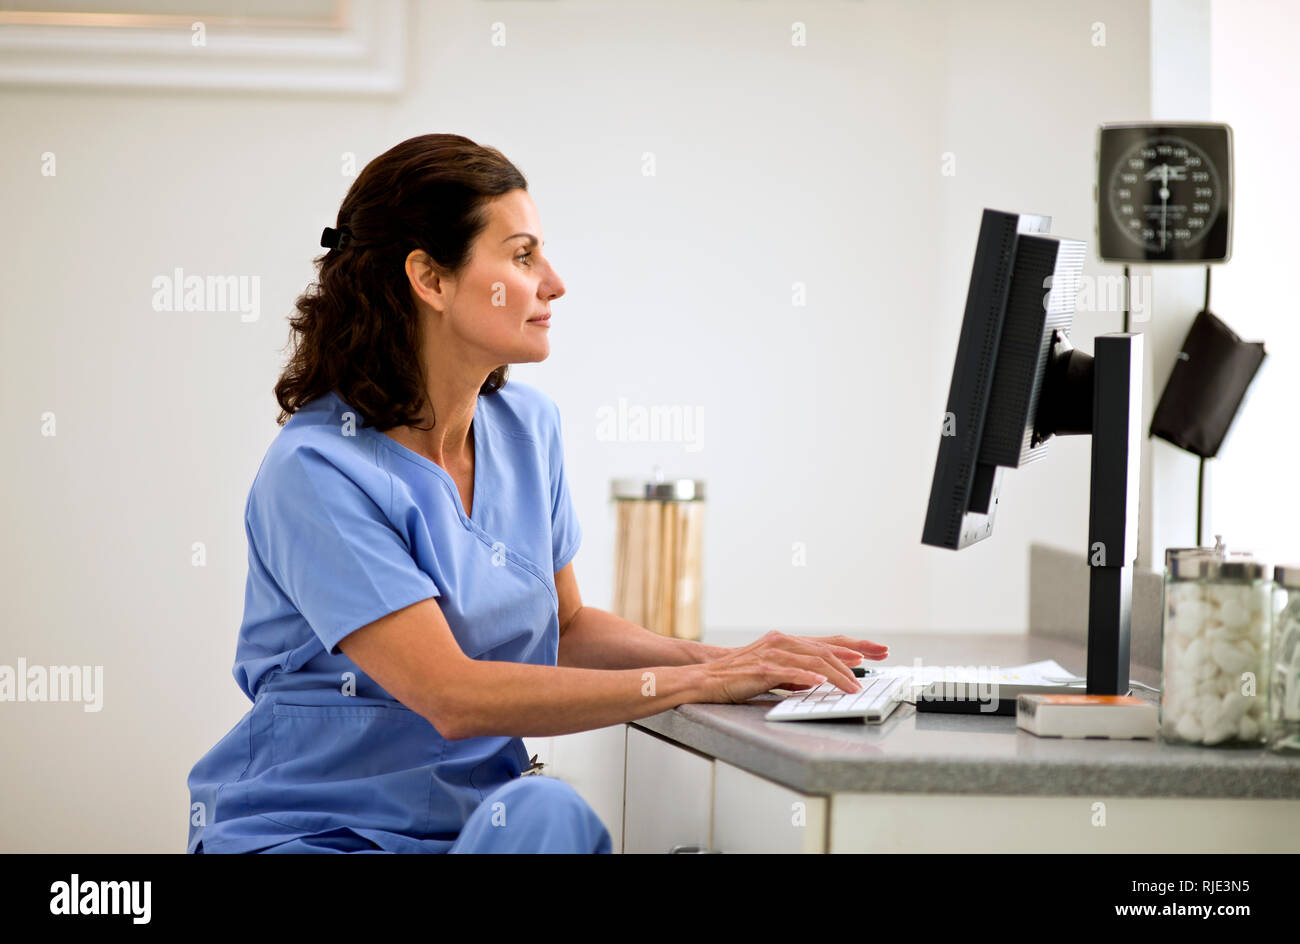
[916,331,1142,714]
[1081,333,1142,695]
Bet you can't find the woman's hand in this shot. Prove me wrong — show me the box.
[692,632,890,705]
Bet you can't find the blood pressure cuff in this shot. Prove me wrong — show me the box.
[1149,309,1266,458]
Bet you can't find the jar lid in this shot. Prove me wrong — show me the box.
[1275,565,1300,589]
[1218,559,1267,580]
[610,477,706,501]
[1164,546,1216,568]
[1164,535,1255,573]
[1169,555,1267,581]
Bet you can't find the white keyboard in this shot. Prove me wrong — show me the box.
[765,674,907,723]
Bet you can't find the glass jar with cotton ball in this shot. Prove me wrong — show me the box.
[1160,549,1271,746]
[1268,566,1300,754]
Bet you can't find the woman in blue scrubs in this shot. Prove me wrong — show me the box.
[187,133,887,854]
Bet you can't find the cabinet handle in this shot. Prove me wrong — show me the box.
[668,844,720,854]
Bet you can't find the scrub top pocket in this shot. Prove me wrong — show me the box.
[468,736,533,799]
[263,702,443,837]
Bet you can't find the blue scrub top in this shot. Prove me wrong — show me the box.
[187,379,582,854]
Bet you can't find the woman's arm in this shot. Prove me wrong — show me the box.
[553,562,726,669]
[557,605,727,669]
[339,596,705,740]
[338,596,870,741]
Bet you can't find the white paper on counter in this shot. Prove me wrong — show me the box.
[870,658,1085,691]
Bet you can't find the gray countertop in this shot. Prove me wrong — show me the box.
[631,631,1300,799]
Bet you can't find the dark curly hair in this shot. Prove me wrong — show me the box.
[274,133,528,431]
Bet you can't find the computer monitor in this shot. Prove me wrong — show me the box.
[921,208,1143,697]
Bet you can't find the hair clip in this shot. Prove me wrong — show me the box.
[320,224,353,250]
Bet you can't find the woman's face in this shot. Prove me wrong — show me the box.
[411,188,565,372]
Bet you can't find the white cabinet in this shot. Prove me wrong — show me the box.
[826,794,1300,853]
[539,725,628,854]
[623,726,714,853]
[622,727,827,853]
[712,760,827,853]
[614,725,1300,853]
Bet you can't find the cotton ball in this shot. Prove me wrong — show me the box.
[1167,583,1197,610]
[1221,691,1251,723]
[1220,619,1251,641]
[1212,583,1249,612]
[1238,642,1263,676]
[1177,599,1208,631]
[1166,675,1196,709]
[1176,714,1205,742]
[1162,716,1180,739]
[1162,664,1189,692]
[1238,715,1260,742]
[1167,613,1193,642]
[1203,720,1237,745]
[1186,641,1212,673]
[1216,673,1238,695]
[1238,635,1259,658]
[1164,670,1190,696]
[1197,695,1226,730]
[1219,597,1249,632]
[1211,640,1250,676]
[1205,625,1230,648]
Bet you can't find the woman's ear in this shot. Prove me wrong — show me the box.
[405,249,450,315]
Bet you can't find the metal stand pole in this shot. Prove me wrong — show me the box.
[1086,333,1143,695]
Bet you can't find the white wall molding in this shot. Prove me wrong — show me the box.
[0,0,407,95]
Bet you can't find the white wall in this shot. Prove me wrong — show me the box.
[0,0,1154,852]
[1139,0,1298,569]
[1144,0,1215,568]
[1205,0,1300,565]
[921,0,1150,629]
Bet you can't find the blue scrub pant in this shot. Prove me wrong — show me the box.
[254,776,612,854]
[449,776,612,854]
